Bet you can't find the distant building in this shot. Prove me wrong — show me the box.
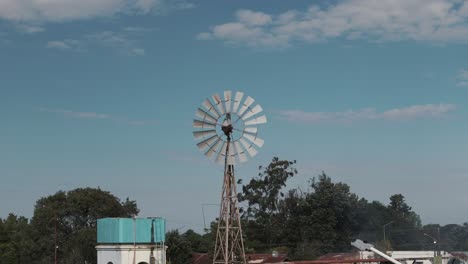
[96,217,166,264]
[312,251,464,264]
[191,253,288,264]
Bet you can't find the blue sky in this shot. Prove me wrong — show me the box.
[1,0,468,232]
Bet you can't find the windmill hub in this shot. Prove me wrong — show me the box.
[221,124,233,137]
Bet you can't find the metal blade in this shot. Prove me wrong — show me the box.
[202,99,220,118]
[244,115,267,126]
[216,142,227,164]
[239,138,258,157]
[196,135,219,150]
[193,119,216,129]
[234,141,248,163]
[196,108,217,123]
[244,127,258,134]
[193,130,216,139]
[243,134,264,148]
[241,104,263,120]
[232,91,244,114]
[224,91,232,113]
[205,138,222,158]
[237,96,255,117]
[212,94,225,115]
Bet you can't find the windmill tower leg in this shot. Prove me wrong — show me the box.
[213,150,246,264]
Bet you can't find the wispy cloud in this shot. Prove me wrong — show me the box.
[0,0,150,21]
[47,40,73,50]
[198,0,468,48]
[456,69,468,87]
[46,29,145,55]
[38,107,111,119]
[0,0,193,22]
[123,26,157,33]
[15,24,45,34]
[38,107,155,126]
[277,104,457,123]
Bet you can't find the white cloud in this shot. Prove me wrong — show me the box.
[38,107,110,119]
[236,9,272,26]
[0,0,193,22]
[198,0,468,47]
[16,24,45,33]
[46,40,70,49]
[131,47,145,55]
[38,107,155,125]
[46,29,146,55]
[46,39,83,50]
[123,26,156,32]
[277,104,457,123]
[456,69,468,87]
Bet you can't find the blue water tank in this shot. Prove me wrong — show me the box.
[97,217,166,244]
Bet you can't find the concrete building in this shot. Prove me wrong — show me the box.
[315,251,463,264]
[96,217,166,264]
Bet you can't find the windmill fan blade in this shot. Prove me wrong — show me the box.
[202,99,220,118]
[241,104,263,120]
[232,91,243,114]
[212,94,225,115]
[243,134,264,148]
[194,91,266,164]
[239,138,258,157]
[196,135,219,150]
[205,138,222,158]
[193,130,216,139]
[196,108,217,123]
[234,141,248,163]
[224,91,232,113]
[244,127,258,134]
[216,142,227,164]
[237,96,255,117]
[193,119,216,129]
[244,115,267,126]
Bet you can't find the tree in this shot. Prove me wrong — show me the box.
[0,214,34,264]
[238,157,297,252]
[386,194,421,250]
[166,230,192,264]
[182,229,210,253]
[29,187,139,264]
[295,173,359,257]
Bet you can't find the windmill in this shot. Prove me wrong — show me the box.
[192,91,267,264]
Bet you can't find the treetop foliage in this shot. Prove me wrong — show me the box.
[0,187,138,264]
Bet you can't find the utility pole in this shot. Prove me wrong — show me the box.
[423,233,437,258]
[383,221,394,251]
[54,214,58,264]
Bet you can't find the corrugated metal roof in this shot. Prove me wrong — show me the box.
[191,253,288,264]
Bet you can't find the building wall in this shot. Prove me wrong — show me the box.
[97,244,166,264]
[358,250,452,264]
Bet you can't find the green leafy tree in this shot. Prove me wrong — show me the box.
[294,173,358,258]
[29,187,139,264]
[238,157,297,252]
[182,229,211,253]
[166,230,192,264]
[386,194,421,250]
[0,214,34,264]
